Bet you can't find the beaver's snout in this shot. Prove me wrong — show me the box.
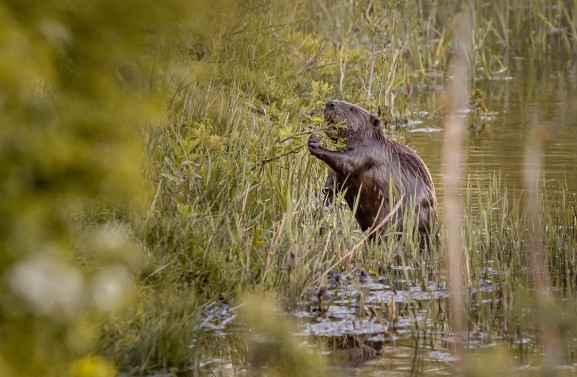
[324,100,340,123]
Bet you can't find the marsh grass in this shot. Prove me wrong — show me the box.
[96,0,577,374]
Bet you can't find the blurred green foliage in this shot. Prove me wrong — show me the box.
[240,294,329,377]
[0,0,232,376]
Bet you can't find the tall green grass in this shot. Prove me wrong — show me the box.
[97,0,577,374]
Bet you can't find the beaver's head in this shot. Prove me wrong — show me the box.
[324,100,381,139]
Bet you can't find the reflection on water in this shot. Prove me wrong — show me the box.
[407,56,577,207]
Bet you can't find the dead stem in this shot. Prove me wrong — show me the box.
[442,10,471,373]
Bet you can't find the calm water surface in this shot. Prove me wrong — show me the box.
[408,56,577,205]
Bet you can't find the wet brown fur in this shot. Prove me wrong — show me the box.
[308,100,437,236]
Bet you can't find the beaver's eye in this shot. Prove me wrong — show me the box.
[350,107,356,112]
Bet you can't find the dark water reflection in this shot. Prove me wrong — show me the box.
[407,56,577,207]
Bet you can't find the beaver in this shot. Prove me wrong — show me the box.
[308,100,437,237]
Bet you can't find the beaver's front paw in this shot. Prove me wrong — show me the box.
[308,134,321,151]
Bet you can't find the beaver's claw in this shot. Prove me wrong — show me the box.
[308,134,321,151]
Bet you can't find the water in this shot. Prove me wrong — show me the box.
[407,55,577,206]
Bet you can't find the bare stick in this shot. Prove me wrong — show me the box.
[442,11,471,372]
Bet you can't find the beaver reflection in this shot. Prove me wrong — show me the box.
[308,100,437,238]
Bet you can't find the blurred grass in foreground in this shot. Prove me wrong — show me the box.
[0,0,233,376]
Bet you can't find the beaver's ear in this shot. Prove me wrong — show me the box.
[370,115,381,128]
